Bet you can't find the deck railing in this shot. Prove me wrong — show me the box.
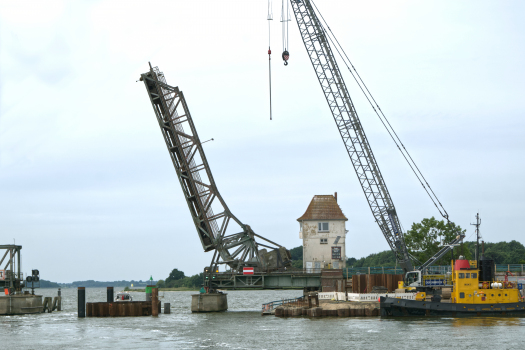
[343,264,525,278]
[261,296,307,314]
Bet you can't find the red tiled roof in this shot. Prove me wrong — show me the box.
[297,195,348,221]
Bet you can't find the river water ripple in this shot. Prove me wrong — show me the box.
[2,288,525,349]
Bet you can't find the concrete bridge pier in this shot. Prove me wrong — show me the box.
[191,293,228,312]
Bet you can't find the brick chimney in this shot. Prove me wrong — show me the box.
[334,192,337,202]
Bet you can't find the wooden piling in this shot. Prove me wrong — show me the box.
[107,287,114,303]
[337,308,350,317]
[291,308,302,317]
[86,301,154,317]
[152,288,158,317]
[77,287,85,318]
[275,307,284,317]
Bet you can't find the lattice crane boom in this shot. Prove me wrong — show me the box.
[290,0,413,272]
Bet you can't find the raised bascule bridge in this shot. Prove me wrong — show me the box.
[139,64,323,311]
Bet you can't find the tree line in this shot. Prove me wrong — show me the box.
[156,269,203,289]
[290,217,525,267]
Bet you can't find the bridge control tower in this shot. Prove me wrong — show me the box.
[298,194,348,270]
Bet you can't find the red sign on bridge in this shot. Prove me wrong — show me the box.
[243,267,254,275]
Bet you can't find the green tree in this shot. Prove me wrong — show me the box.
[291,260,303,269]
[404,217,469,265]
[289,246,303,261]
[166,268,185,283]
[347,250,397,267]
[156,279,165,288]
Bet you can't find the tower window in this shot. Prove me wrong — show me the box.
[320,238,328,244]
[318,222,329,232]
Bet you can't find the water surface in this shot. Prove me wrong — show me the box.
[2,288,524,349]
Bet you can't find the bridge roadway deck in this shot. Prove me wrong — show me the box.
[209,271,322,290]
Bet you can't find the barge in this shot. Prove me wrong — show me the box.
[380,297,525,317]
[381,256,525,317]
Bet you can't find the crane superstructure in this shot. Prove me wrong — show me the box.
[290,0,413,272]
[140,65,291,277]
[289,0,464,279]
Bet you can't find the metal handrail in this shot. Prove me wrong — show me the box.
[261,296,306,313]
[343,264,525,277]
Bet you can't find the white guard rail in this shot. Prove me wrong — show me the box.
[318,292,416,302]
[318,292,347,301]
[347,293,415,301]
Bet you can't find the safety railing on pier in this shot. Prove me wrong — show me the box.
[343,264,525,278]
[261,296,307,314]
[222,264,525,281]
[496,264,525,274]
[343,265,453,277]
[219,268,323,276]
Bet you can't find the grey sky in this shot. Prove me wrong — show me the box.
[0,0,524,283]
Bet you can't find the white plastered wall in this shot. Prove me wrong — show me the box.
[299,220,346,269]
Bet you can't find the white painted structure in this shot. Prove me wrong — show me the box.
[298,194,348,270]
[318,292,416,301]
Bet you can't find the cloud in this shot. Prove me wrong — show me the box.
[0,0,524,282]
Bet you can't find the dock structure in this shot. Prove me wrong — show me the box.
[270,297,381,318]
[85,301,161,317]
[0,294,44,315]
[81,286,163,317]
[0,244,59,316]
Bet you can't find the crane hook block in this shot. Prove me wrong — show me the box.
[282,50,289,66]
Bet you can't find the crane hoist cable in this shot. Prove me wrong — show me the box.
[280,0,290,65]
[268,0,273,120]
[310,0,450,222]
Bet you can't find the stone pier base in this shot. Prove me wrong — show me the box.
[191,293,228,312]
[0,295,43,315]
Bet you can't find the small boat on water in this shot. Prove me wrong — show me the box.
[381,257,525,317]
[115,292,133,302]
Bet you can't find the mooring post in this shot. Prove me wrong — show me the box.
[107,286,114,303]
[152,287,159,317]
[57,288,62,311]
[78,287,86,318]
[164,302,171,314]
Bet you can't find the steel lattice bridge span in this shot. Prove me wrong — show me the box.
[207,270,322,290]
[139,64,306,290]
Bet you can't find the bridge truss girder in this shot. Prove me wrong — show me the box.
[140,65,290,273]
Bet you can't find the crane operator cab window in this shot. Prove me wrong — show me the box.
[406,271,420,286]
